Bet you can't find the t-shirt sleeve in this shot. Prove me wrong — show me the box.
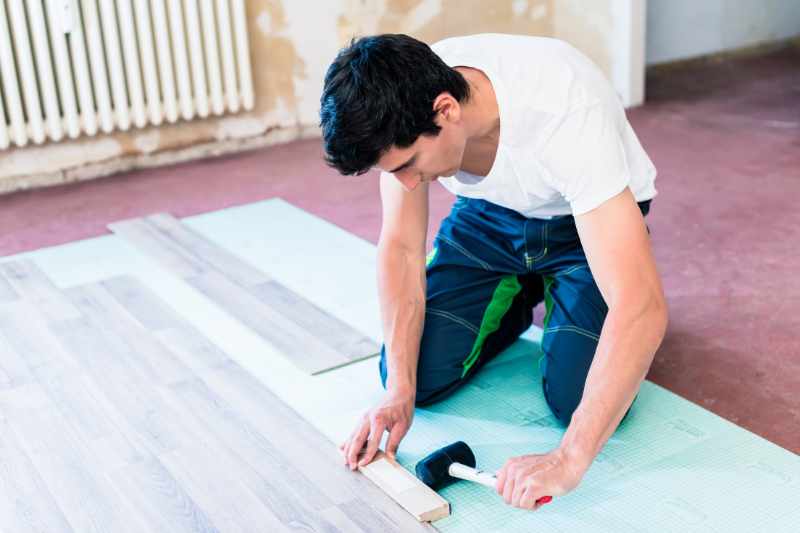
[539,102,631,215]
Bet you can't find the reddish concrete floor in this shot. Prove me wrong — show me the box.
[1,47,798,453]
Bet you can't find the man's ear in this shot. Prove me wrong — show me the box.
[433,92,460,123]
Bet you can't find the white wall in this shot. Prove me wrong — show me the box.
[646,0,800,65]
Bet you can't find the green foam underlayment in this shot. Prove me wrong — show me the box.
[394,339,800,532]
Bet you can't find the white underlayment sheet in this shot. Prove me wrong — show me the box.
[4,198,799,532]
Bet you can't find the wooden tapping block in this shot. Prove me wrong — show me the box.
[358,451,450,522]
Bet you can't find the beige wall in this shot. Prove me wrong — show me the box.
[0,0,627,194]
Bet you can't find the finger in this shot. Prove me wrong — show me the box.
[347,422,370,469]
[502,473,515,505]
[360,420,386,466]
[342,438,350,465]
[342,422,362,465]
[343,428,358,465]
[519,486,538,510]
[511,482,527,508]
[385,426,405,459]
[495,463,508,495]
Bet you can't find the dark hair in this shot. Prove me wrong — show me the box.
[319,34,470,175]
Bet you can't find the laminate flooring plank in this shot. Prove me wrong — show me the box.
[168,377,336,512]
[145,213,270,288]
[35,371,146,473]
[0,302,146,473]
[158,443,292,533]
[155,382,341,533]
[100,276,184,331]
[196,360,356,491]
[100,276,231,374]
[39,308,291,531]
[0,416,74,533]
[190,360,435,532]
[0,275,17,301]
[153,327,232,374]
[0,260,81,321]
[338,498,417,533]
[106,454,219,533]
[0,302,82,385]
[108,218,205,278]
[63,284,193,386]
[191,270,350,374]
[0,329,34,391]
[0,383,149,533]
[317,506,370,533]
[48,315,197,456]
[252,280,379,363]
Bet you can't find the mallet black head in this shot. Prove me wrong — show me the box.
[415,441,477,489]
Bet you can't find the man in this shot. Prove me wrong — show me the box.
[320,33,667,511]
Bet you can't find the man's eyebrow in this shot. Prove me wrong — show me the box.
[388,154,417,174]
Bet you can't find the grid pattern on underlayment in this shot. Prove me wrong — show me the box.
[391,338,800,532]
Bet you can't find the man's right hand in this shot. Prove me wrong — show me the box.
[340,390,415,470]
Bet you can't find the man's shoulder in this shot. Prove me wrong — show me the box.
[431,33,565,60]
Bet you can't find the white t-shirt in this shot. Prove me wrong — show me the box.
[431,34,657,218]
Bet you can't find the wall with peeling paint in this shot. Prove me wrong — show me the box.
[0,0,634,194]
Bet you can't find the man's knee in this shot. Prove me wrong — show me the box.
[541,373,637,426]
[541,374,580,425]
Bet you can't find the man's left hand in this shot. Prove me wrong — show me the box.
[495,447,587,510]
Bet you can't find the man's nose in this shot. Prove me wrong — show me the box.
[397,172,420,192]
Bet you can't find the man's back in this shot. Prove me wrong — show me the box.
[431,33,657,218]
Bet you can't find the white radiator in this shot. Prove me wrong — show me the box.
[0,0,255,149]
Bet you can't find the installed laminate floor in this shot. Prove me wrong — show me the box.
[0,260,433,532]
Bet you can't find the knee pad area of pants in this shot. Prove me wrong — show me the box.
[541,376,580,426]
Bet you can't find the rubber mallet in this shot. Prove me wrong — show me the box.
[415,441,553,506]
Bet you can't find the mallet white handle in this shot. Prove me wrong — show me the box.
[448,462,497,488]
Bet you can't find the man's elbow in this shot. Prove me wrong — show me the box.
[612,288,668,342]
[650,291,669,342]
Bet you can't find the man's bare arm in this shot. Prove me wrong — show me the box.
[559,187,668,469]
[376,171,430,394]
[341,171,429,468]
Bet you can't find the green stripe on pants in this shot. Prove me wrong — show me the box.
[461,275,522,377]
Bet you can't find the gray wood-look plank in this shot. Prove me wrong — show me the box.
[188,360,435,533]
[0,330,34,390]
[0,260,81,321]
[252,279,379,364]
[157,443,290,533]
[108,213,379,374]
[191,270,354,374]
[0,302,82,385]
[63,284,194,386]
[0,383,148,533]
[108,217,206,279]
[48,313,197,456]
[0,266,436,531]
[0,416,74,533]
[160,386,347,532]
[105,454,219,533]
[153,327,231,373]
[100,275,183,331]
[145,213,269,288]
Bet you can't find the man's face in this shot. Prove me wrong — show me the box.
[375,100,467,191]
